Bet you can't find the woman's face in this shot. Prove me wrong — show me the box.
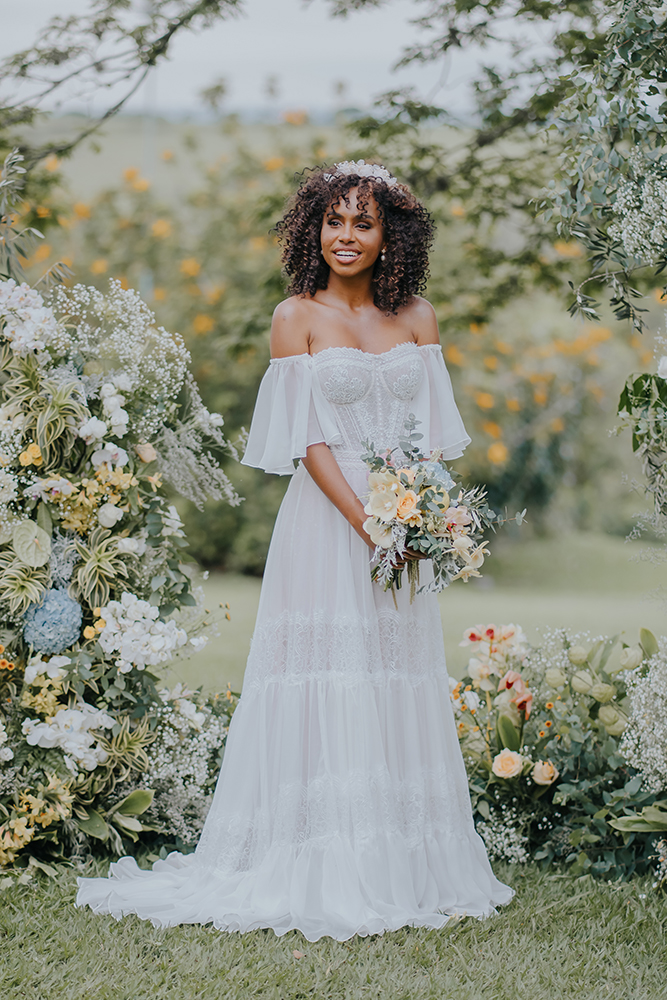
[320,186,384,278]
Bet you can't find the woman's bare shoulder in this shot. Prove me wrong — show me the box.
[403,296,440,346]
[270,296,313,359]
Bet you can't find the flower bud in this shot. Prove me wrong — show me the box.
[571,669,594,693]
[590,682,616,704]
[568,645,589,666]
[597,705,619,727]
[619,646,643,671]
[545,667,567,688]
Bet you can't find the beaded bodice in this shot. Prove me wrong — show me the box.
[312,342,427,462]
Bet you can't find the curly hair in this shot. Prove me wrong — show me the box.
[274,166,435,314]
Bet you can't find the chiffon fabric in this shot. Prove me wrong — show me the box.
[76,342,513,941]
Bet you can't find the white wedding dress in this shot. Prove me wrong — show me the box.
[76,341,513,941]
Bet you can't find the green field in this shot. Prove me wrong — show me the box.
[162,531,667,693]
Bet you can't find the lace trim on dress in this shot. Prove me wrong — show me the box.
[242,607,449,690]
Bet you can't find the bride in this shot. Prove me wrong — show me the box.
[76,160,513,940]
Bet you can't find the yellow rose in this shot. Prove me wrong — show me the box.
[395,489,420,523]
[491,748,524,779]
[396,467,416,484]
[532,760,559,786]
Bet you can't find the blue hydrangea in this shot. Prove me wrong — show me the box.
[23,588,83,655]
[423,462,456,493]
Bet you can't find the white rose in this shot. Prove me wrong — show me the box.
[98,502,124,528]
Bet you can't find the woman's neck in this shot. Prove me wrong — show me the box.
[322,268,375,312]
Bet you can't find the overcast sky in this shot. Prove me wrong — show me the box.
[1,0,476,116]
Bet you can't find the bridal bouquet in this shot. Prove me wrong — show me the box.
[362,417,524,599]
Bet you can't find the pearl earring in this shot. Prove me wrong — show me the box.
[380,249,386,262]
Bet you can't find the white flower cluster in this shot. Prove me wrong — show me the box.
[24,653,70,685]
[22,700,114,773]
[324,160,397,187]
[609,150,667,265]
[98,592,187,673]
[621,643,667,792]
[476,804,530,864]
[0,468,18,505]
[51,280,190,439]
[142,684,228,843]
[0,279,60,354]
[0,717,13,763]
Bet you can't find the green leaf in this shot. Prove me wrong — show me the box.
[112,813,143,833]
[36,503,52,534]
[76,809,109,840]
[496,713,520,752]
[640,628,658,659]
[112,788,154,816]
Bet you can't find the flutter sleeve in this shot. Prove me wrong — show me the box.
[411,345,471,459]
[241,354,342,475]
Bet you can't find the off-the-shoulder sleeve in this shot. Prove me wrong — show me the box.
[411,345,471,459]
[241,355,342,475]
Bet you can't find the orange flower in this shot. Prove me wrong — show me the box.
[545,701,554,710]
[475,391,494,410]
[0,659,8,669]
[545,720,553,728]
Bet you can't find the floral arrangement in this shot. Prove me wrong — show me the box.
[453,622,664,881]
[362,417,524,598]
[0,276,240,869]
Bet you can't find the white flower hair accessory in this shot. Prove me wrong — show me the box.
[324,159,397,187]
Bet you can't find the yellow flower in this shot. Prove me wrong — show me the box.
[475,391,494,410]
[19,442,43,467]
[180,258,201,278]
[73,202,91,219]
[192,314,215,335]
[90,258,108,275]
[487,442,508,465]
[83,626,97,640]
[147,473,163,492]
[152,219,172,239]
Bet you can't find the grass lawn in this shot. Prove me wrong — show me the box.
[1,862,664,1000]
[164,531,667,692]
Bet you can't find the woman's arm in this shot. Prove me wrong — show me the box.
[302,444,374,550]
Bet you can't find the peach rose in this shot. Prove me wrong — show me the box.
[396,467,416,484]
[491,749,524,779]
[395,489,421,524]
[136,442,158,463]
[532,760,559,786]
